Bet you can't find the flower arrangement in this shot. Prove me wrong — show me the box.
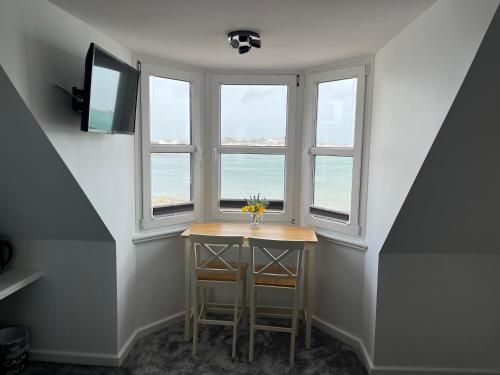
[241,194,269,228]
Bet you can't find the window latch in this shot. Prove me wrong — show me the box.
[213,147,218,164]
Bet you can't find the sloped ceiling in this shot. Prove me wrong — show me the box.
[381,5,500,255]
[0,65,113,241]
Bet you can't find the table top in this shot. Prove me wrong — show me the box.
[181,222,318,243]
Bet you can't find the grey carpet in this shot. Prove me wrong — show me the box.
[25,319,368,374]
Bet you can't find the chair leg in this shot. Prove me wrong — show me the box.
[290,287,299,366]
[201,286,207,319]
[192,284,199,356]
[242,276,247,328]
[232,284,240,359]
[249,282,255,362]
[295,311,299,337]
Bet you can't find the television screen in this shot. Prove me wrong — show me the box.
[81,43,139,134]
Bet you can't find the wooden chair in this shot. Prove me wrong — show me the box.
[191,234,247,359]
[248,237,305,366]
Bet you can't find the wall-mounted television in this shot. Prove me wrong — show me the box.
[74,43,140,134]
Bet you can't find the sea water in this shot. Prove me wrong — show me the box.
[151,154,352,213]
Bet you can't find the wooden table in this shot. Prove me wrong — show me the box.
[181,222,318,350]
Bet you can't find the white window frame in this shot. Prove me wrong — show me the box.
[301,65,366,236]
[207,74,298,223]
[140,63,204,230]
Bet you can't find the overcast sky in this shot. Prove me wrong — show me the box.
[221,85,287,141]
[147,76,357,146]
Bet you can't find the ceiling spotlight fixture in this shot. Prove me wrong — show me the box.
[227,31,261,55]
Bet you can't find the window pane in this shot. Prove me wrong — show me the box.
[220,154,285,200]
[316,78,357,147]
[150,76,191,144]
[313,156,352,214]
[151,153,191,209]
[220,85,287,146]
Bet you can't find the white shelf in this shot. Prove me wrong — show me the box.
[0,269,45,301]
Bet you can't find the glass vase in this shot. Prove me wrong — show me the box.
[250,213,263,229]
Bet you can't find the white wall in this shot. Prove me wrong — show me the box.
[313,240,365,340]
[373,3,500,371]
[0,0,137,359]
[132,233,367,347]
[365,0,499,366]
[0,62,118,358]
[0,239,117,361]
[134,236,185,329]
[376,254,500,372]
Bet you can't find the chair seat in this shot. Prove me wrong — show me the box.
[254,265,298,288]
[197,261,248,282]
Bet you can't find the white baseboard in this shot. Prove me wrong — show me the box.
[30,349,118,367]
[312,315,362,351]
[359,337,375,373]
[312,316,500,375]
[118,311,184,365]
[371,366,500,375]
[31,312,500,375]
[30,311,184,367]
[312,315,373,371]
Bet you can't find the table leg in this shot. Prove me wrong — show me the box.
[304,245,315,350]
[184,238,191,341]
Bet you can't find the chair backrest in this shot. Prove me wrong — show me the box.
[248,237,305,282]
[191,234,245,281]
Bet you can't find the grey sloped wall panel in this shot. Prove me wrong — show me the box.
[381,5,500,255]
[373,6,500,370]
[0,65,112,241]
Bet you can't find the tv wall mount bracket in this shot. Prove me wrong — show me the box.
[54,84,84,112]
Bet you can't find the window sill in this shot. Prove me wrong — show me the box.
[314,228,368,251]
[132,224,188,244]
[132,222,368,251]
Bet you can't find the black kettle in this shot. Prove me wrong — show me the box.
[0,240,13,273]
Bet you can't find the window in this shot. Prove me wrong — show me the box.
[209,75,298,222]
[138,62,369,237]
[302,66,366,235]
[140,64,203,229]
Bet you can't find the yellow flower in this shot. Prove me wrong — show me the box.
[242,204,266,214]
